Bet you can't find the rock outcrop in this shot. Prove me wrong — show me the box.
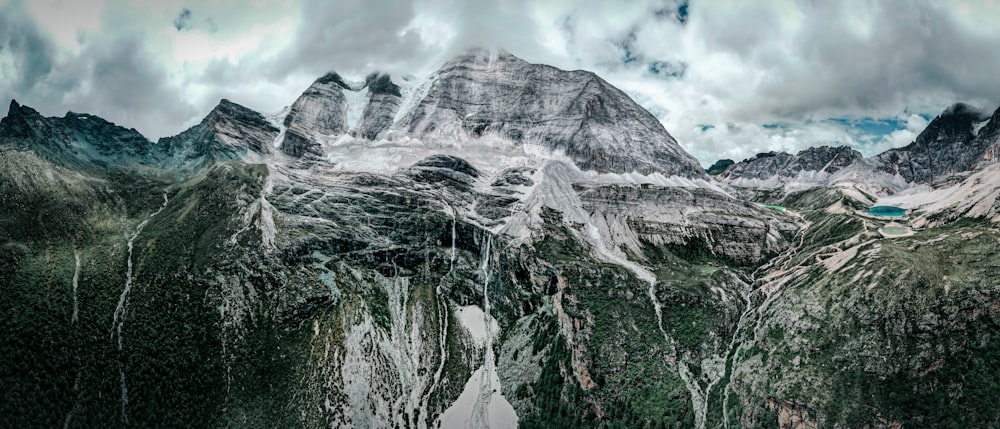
[876,102,995,184]
[158,98,279,167]
[281,73,351,157]
[719,146,863,182]
[706,159,734,175]
[355,73,402,140]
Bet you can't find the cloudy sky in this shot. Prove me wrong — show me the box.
[3,0,1000,166]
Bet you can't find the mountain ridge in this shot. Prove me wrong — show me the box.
[715,102,1000,192]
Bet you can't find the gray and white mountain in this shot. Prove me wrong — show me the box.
[159,98,279,168]
[717,145,863,183]
[399,49,706,177]
[280,73,352,157]
[876,102,997,184]
[269,49,706,178]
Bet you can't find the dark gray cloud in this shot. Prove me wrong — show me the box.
[703,0,1000,122]
[174,8,193,31]
[64,35,199,135]
[172,8,218,34]
[942,102,990,120]
[0,2,57,95]
[0,1,197,139]
[264,0,430,79]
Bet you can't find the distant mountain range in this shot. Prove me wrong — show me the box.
[714,102,1000,190]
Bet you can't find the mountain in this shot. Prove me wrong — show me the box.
[717,103,1000,193]
[714,103,1000,229]
[706,159,733,175]
[159,99,280,168]
[0,99,156,170]
[876,102,995,184]
[4,49,1000,429]
[717,145,863,185]
[271,49,706,178]
[398,50,706,177]
[280,73,352,157]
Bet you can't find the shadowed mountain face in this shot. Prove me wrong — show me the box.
[706,159,734,175]
[0,100,155,169]
[876,103,996,183]
[158,99,280,168]
[3,50,1000,429]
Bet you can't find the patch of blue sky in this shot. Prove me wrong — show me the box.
[828,117,907,143]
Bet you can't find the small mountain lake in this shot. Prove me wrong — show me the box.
[865,205,907,217]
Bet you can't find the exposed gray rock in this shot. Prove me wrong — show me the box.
[406,155,481,187]
[412,154,481,177]
[281,73,351,156]
[976,105,1000,166]
[492,167,536,187]
[876,102,996,184]
[718,146,863,183]
[355,73,402,140]
[401,49,706,177]
[158,99,279,167]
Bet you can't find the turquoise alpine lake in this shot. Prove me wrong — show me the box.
[865,205,907,217]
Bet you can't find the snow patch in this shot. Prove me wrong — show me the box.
[438,367,518,429]
[394,74,432,125]
[344,86,370,130]
[456,305,492,346]
[973,118,991,137]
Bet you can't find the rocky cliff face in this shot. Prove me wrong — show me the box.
[355,73,402,140]
[400,49,706,177]
[876,103,995,184]
[158,99,279,168]
[715,146,865,191]
[971,105,1000,168]
[281,73,351,157]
